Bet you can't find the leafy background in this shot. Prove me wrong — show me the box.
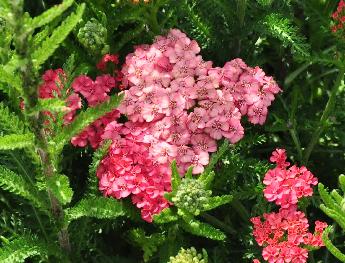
[0,0,345,262]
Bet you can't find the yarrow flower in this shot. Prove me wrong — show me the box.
[251,149,327,263]
[331,0,345,33]
[95,29,281,222]
[37,29,281,222]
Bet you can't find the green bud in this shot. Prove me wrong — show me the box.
[168,247,208,263]
[77,18,108,54]
[172,179,211,215]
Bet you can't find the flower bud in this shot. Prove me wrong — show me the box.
[172,179,211,215]
[168,247,207,263]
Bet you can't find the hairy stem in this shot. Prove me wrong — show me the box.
[10,0,70,253]
[303,67,345,165]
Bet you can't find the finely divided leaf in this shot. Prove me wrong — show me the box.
[0,134,34,150]
[65,197,125,223]
[0,165,48,212]
[0,236,47,263]
[46,174,73,205]
[32,4,85,69]
[181,217,226,241]
[52,93,123,153]
[203,195,233,212]
[28,0,74,31]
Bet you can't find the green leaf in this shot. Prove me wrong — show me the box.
[322,226,345,262]
[0,66,22,95]
[29,98,67,114]
[28,0,74,31]
[0,165,48,212]
[32,4,85,69]
[170,160,181,192]
[318,183,341,211]
[199,171,215,190]
[320,205,345,230]
[128,228,165,262]
[46,174,73,205]
[65,197,125,224]
[262,13,310,58]
[52,93,123,153]
[339,174,345,194]
[203,195,233,212]
[153,208,178,224]
[201,140,229,177]
[0,235,47,263]
[87,140,111,196]
[0,134,34,150]
[181,217,226,241]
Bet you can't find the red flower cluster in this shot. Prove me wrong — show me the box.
[38,69,82,125]
[37,56,121,148]
[331,0,345,33]
[251,149,327,263]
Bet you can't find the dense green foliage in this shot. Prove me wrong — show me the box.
[0,0,345,262]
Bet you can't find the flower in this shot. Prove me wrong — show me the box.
[251,149,327,263]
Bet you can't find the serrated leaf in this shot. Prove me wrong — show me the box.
[201,140,229,178]
[339,175,345,194]
[46,174,73,205]
[65,197,125,224]
[52,93,123,153]
[128,228,165,262]
[153,208,178,224]
[28,0,74,31]
[203,195,233,212]
[32,4,85,69]
[0,165,48,212]
[87,140,111,196]
[322,226,345,262]
[0,66,22,95]
[318,183,341,211]
[29,98,67,115]
[0,134,34,150]
[170,160,181,192]
[199,171,215,190]
[0,235,47,263]
[181,217,226,241]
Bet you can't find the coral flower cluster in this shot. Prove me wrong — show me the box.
[96,29,281,222]
[331,0,345,33]
[251,149,327,263]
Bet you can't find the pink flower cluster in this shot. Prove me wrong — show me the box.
[96,29,281,222]
[251,149,327,263]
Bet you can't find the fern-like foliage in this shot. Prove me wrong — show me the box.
[52,94,123,153]
[0,165,48,212]
[128,228,165,262]
[64,197,126,225]
[27,0,74,31]
[0,235,47,263]
[262,13,311,58]
[46,174,73,206]
[319,175,345,261]
[0,134,34,150]
[32,4,85,69]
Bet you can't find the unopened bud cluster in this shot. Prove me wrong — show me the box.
[172,179,211,215]
[168,247,207,263]
[77,18,109,54]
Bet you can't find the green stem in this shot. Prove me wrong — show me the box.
[289,127,303,162]
[201,213,236,235]
[231,199,250,221]
[303,67,345,165]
